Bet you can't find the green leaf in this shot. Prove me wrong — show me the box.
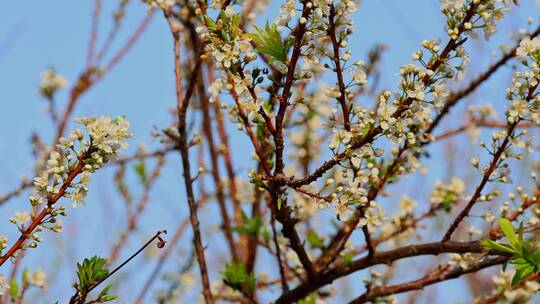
[101,294,118,302]
[481,239,516,254]
[232,212,262,236]
[342,252,355,266]
[99,284,112,298]
[261,228,270,242]
[76,256,109,290]
[204,15,217,32]
[307,230,324,249]
[297,295,317,304]
[277,198,282,210]
[220,262,256,294]
[498,218,519,249]
[133,161,148,184]
[512,264,535,286]
[246,273,256,294]
[22,268,28,285]
[518,221,524,242]
[9,279,19,299]
[529,248,540,266]
[247,22,291,63]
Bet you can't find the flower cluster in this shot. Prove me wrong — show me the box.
[377,196,419,246]
[3,116,131,256]
[441,0,511,40]
[143,0,175,9]
[359,203,387,231]
[201,8,255,71]
[0,275,6,296]
[39,68,68,99]
[448,252,479,270]
[487,271,540,303]
[322,167,386,230]
[73,116,132,168]
[429,178,465,211]
[505,41,540,124]
[516,37,540,61]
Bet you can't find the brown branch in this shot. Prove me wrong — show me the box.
[275,240,507,303]
[226,76,271,176]
[183,18,239,261]
[87,0,101,65]
[477,273,539,304]
[271,209,289,291]
[434,119,538,141]
[443,83,538,241]
[288,3,478,188]
[113,146,176,166]
[167,16,213,303]
[442,120,519,241]
[206,64,248,258]
[95,0,131,64]
[328,4,350,131]
[0,178,31,206]
[135,220,190,304]
[315,146,406,271]
[274,0,310,175]
[349,256,508,303]
[489,190,540,238]
[426,24,540,135]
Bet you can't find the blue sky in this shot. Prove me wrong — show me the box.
[0,0,539,303]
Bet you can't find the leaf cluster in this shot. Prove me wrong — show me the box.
[73,256,117,303]
[247,22,294,63]
[482,218,540,286]
[204,12,242,42]
[220,261,256,295]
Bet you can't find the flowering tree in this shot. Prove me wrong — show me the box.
[1,0,540,303]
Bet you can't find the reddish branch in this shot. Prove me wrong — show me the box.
[95,0,132,64]
[109,156,166,264]
[279,4,483,277]
[186,21,239,261]
[275,3,507,300]
[206,65,248,257]
[443,84,538,241]
[259,0,319,282]
[226,76,272,175]
[104,11,155,71]
[55,10,155,146]
[0,148,95,267]
[489,190,540,238]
